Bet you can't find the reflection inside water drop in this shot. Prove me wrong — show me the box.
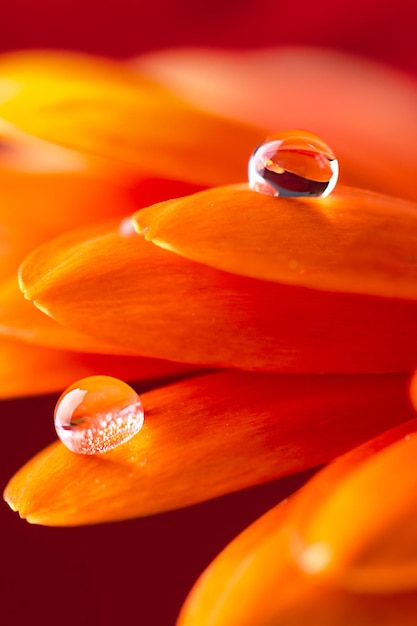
[54,375,144,455]
[248,130,339,198]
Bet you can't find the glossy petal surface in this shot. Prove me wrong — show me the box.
[19,202,417,373]
[0,276,131,353]
[178,420,417,626]
[4,371,414,525]
[133,184,417,299]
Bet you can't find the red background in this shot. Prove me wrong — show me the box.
[1,1,417,625]
[2,0,417,74]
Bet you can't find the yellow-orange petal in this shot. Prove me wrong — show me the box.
[133,184,417,300]
[3,371,414,525]
[19,207,417,373]
[0,117,91,172]
[0,336,197,399]
[0,50,264,186]
[178,419,417,626]
[136,47,417,202]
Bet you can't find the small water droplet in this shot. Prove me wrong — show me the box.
[54,375,144,455]
[118,216,137,238]
[248,130,339,198]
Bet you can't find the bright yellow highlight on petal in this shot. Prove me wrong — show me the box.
[0,50,264,186]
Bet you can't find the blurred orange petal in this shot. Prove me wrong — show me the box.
[4,370,414,525]
[136,47,417,201]
[178,419,417,626]
[133,184,417,299]
[0,336,194,399]
[0,167,139,282]
[0,50,264,186]
[19,199,417,373]
[290,426,417,593]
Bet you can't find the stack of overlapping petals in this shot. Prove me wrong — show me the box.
[2,47,417,624]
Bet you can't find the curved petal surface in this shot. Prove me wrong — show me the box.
[0,276,134,353]
[178,419,417,626]
[4,371,414,525]
[19,212,417,373]
[133,184,417,299]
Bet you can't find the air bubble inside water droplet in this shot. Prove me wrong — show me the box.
[54,375,144,455]
[248,130,339,198]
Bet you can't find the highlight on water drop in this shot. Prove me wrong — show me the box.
[54,375,144,455]
[248,130,339,198]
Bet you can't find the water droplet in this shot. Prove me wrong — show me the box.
[118,216,137,238]
[248,130,339,198]
[54,375,144,455]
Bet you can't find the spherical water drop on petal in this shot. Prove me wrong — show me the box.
[54,375,144,455]
[248,130,339,198]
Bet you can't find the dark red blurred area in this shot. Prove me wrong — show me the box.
[1,392,315,626]
[1,0,417,75]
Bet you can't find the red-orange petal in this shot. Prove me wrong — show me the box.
[4,370,414,525]
[19,199,417,373]
[0,50,264,186]
[0,275,132,354]
[135,47,417,202]
[0,336,195,399]
[0,166,141,283]
[290,432,417,593]
[178,419,417,626]
[132,184,417,300]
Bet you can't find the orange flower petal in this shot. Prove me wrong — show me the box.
[19,204,417,373]
[0,117,91,173]
[178,419,417,626]
[0,275,133,353]
[133,184,417,299]
[0,50,264,186]
[135,47,417,201]
[0,336,194,399]
[0,166,140,283]
[4,371,414,525]
[291,432,417,593]
[0,167,131,228]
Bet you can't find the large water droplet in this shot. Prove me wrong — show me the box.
[248,130,339,198]
[54,375,144,455]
